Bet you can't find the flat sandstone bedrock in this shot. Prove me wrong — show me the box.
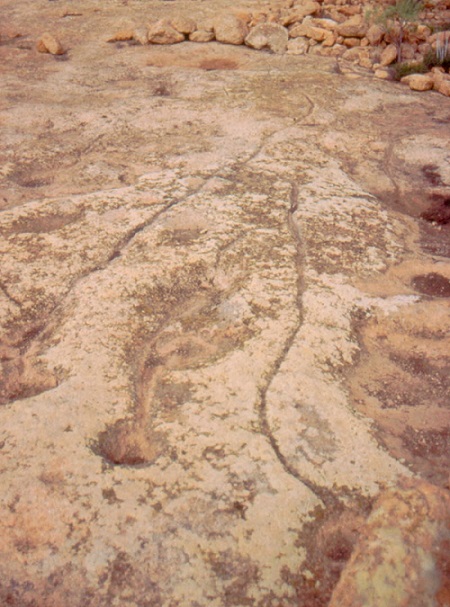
[1,1,450,606]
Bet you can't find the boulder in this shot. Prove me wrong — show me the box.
[329,479,450,607]
[431,67,450,94]
[435,78,450,96]
[337,15,367,38]
[189,30,215,43]
[214,14,248,45]
[380,43,398,66]
[148,19,185,44]
[286,37,309,54]
[133,28,149,45]
[267,10,282,24]
[418,41,433,55]
[171,16,197,35]
[36,32,65,55]
[314,44,345,56]
[374,68,392,79]
[401,43,416,60]
[401,73,434,90]
[250,11,268,27]
[327,9,348,24]
[415,23,432,40]
[342,46,367,62]
[245,23,289,54]
[289,23,329,42]
[308,17,339,31]
[322,31,337,47]
[343,37,361,47]
[384,23,402,46]
[366,23,385,45]
[231,10,252,25]
[338,5,362,16]
[283,1,320,25]
[359,55,374,69]
[106,29,134,43]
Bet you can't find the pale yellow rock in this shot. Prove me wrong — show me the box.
[133,27,148,45]
[245,23,289,54]
[108,29,134,42]
[268,9,282,24]
[401,42,416,60]
[430,67,449,94]
[338,4,361,16]
[380,43,397,66]
[374,68,392,79]
[343,37,361,47]
[337,15,367,38]
[286,36,309,54]
[342,46,366,62]
[148,19,185,44]
[317,43,345,56]
[289,23,329,42]
[401,73,434,91]
[288,22,308,39]
[229,9,252,24]
[435,78,450,96]
[359,55,374,69]
[36,32,64,55]
[214,14,248,45]
[189,30,215,43]
[171,16,197,35]
[322,30,336,47]
[308,17,339,31]
[283,1,320,25]
[416,23,432,40]
[418,41,432,55]
[366,23,385,46]
[249,11,268,27]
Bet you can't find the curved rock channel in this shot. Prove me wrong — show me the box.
[1,1,449,605]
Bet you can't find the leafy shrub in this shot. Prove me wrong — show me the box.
[435,31,450,65]
[368,0,423,63]
[391,61,428,80]
[423,46,450,70]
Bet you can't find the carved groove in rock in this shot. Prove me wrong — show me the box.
[1,5,449,604]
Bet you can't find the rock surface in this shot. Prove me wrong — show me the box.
[0,0,449,606]
[329,479,450,607]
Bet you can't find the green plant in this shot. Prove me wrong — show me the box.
[436,31,450,64]
[391,60,428,80]
[423,43,450,70]
[370,0,424,63]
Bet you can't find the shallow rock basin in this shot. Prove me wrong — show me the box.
[1,1,449,605]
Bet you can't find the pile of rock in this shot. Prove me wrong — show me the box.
[401,64,450,95]
[46,0,450,96]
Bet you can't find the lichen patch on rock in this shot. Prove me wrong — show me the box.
[1,0,449,605]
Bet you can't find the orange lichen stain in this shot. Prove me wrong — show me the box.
[0,483,71,563]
